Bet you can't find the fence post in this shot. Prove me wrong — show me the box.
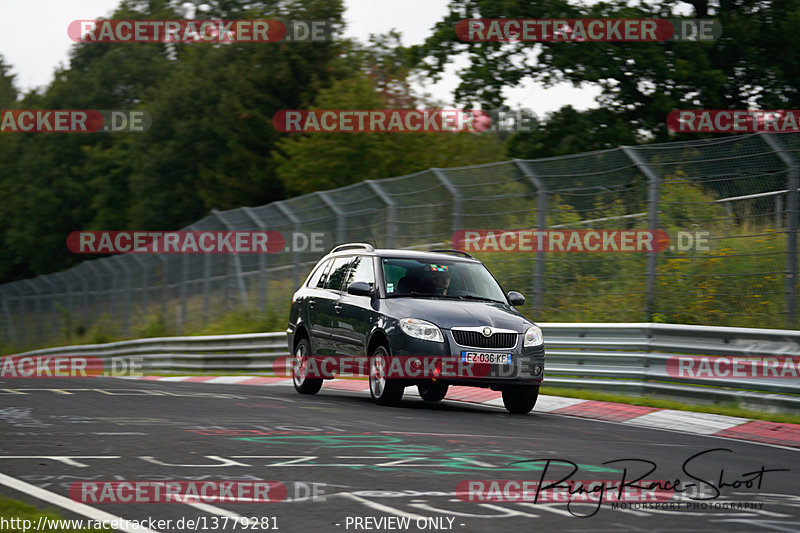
[97,260,119,325]
[23,279,43,341]
[275,201,302,289]
[115,257,132,336]
[72,265,90,326]
[13,282,27,347]
[317,191,347,244]
[211,210,249,311]
[157,255,168,323]
[761,133,798,328]
[242,206,268,313]
[432,168,462,236]
[126,254,148,329]
[365,180,397,248]
[54,272,73,340]
[38,275,58,338]
[84,261,103,325]
[513,160,547,313]
[179,254,188,332]
[1,284,17,345]
[622,146,661,321]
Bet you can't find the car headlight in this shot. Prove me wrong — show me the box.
[524,325,544,347]
[399,318,444,342]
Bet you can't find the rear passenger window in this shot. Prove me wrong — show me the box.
[307,259,332,288]
[325,257,352,291]
[345,256,375,290]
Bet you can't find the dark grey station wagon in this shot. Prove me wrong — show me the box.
[286,243,545,414]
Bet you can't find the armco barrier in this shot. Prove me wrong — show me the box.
[5,323,800,413]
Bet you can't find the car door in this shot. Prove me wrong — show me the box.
[333,255,377,365]
[304,258,333,356]
[315,255,353,356]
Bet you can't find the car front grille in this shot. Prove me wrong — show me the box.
[452,330,517,349]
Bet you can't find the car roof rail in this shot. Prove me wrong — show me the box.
[430,249,475,259]
[330,243,375,253]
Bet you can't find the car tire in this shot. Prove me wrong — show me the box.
[369,346,404,406]
[502,385,539,414]
[292,338,323,395]
[418,382,449,402]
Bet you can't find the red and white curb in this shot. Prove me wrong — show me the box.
[123,375,800,449]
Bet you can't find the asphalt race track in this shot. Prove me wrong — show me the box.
[1,377,798,533]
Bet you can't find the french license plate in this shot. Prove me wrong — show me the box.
[461,351,512,365]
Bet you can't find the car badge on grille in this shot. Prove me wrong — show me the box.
[482,326,492,337]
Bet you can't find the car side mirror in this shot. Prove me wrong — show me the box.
[507,291,525,306]
[347,281,373,296]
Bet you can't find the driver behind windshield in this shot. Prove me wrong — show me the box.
[421,266,450,295]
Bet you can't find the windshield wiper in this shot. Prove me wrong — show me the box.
[386,291,447,299]
[446,294,504,304]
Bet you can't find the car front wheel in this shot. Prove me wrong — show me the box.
[369,346,404,406]
[502,385,539,414]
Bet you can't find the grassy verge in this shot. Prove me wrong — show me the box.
[0,495,111,532]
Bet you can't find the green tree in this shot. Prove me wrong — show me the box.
[506,106,638,159]
[124,0,348,228]
[0,56,17,107]
[413,0,800,144]
[274,33,506,196]
[273,73,506,196]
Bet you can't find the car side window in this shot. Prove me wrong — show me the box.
[324,256,352,291]
[307,259,332,288]
[345,256,375,291]
[382,260,407,294]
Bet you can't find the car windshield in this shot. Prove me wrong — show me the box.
[382,257,507,303]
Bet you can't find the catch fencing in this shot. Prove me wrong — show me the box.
[0,131,798,349]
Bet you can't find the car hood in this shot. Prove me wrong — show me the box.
[381,297,532,331]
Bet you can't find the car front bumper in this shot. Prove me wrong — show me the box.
[388,327,545,386]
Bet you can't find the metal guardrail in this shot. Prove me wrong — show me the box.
[5,324,800,413]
